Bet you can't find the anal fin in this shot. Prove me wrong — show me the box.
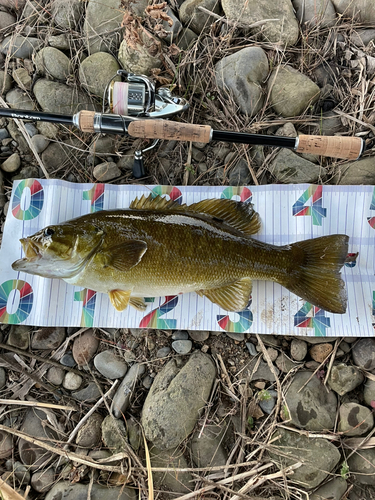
[129,297,147,311]
[197,277,252,312]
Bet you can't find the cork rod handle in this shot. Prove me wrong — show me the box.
[128,120,212,143]
[296,134,364,160]
[77,110,96,133]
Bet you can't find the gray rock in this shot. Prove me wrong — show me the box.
[299,336,338,344]
[157,346,171,358]
[226,332,245,341]
[89,135,117,154]
[7,325,30,349]
[52,0,84,29]
[331,0,375,23]
[118,31,162,76]
[7,461,30,486]
[12,67,31,91]
[142,351,216,449]
[177,27,198,50]
[30,468,55,493]
[34,47,71,81]
[1,152,20,173]
[179,0,221,35]
[72,382,102,402]
[352,339,375,370]
[0,11,16,31]
[351,28,375,47]
[285,371,337,430]
[84,0,124,54]
[172,330,189,340]
[94,350,127,379]
[0,367,5,390]
[1,35,40,59]
[215,46,268,117]
[19,409,57,470]
[127,418,142,451]
[111,363,146,418]
[320,111,343,135]
[0,128,9,141]
[31,327,66,350]
[327,363,364,396]
[0,70,12,95]
[190,424,228,467]
[0,0,26,7]
[93,162,121,181]
[142,374,154,389]
[72,329,99,367]
[229,158,251,186]
[76,413,103,448]
[348,448,375,485]
[36,122,59,140]
[21,0,48,31]
[46,366,65,386]
[44,481,136,500]
[48,34,70,50]
[101,415,127,454]
[172,340,193,354]
[79,52,120,97]
[267,65,320,117]
[259,389,278,414]
[364,378,375,407]
[60,352,76,367]
[243,357,279,382]
[162,8,182,44]
[292,0,336,27]
[6,88,35,110]
[33,79,98,114]
[269,149,326,183]
[222,0,299,46]
[290,339,308,361]
[338,402,374,437]
[189,330,210,342]
[276,351,300,373]
[24,123,38,137]
[7,120,28,153]
[269,427,341,489]
[151,446,192,494]
[309,477,347,500]
[0,430,13,459]
[246,342,258,356]
[63,372,83,391]
[335,157,375,185]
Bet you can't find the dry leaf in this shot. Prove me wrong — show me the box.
[247,399,264,420]
[146,2,173,26]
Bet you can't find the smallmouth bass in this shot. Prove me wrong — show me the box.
[12,194,349,314]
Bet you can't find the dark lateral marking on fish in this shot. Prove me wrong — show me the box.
[212,216,224,224]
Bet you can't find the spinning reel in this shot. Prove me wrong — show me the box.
[105,70,189,177]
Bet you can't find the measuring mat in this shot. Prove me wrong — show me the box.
[1,180,374,337]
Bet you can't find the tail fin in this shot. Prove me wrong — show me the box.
[285,235,349,314]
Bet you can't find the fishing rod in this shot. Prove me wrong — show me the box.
[0,70,366,178]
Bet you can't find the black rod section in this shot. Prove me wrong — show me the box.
[212,130,296,149]
[0,108,74,125]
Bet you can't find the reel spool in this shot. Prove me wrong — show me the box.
[105,70,188,177]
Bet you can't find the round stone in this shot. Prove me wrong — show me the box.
[31,327,66,350]
[157,347,171,358]
[72,330,99,366]
[310,343,333,363]
[327,363,364,396]
[46,366,65,386]
[0,430,13,459]
[93,162,121,181]
[290,339,308,361]
[338,402,374,437]
[352,339,375,370]
[172,330,189,340]
[76,413,103,447]
[94,350,127,379]
[188,331,210,342]
[63,372,83,391]
[172,340,193,355]
[60,352,76,367]
[31,468,55,492]
[1,152,20,173]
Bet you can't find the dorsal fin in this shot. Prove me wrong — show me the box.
[129,194,261,236]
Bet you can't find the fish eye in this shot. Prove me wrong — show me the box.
[44,227,54,237]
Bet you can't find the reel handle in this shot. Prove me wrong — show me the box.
[295,135,364,160]
[127,120,212,143]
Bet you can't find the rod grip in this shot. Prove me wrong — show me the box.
[296,134,364,160]
[76,110,96,133]
[128,120,212,143]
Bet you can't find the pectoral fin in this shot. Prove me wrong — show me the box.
[197,277,252,311]
[99,240,147,272]
[109,289,132,311]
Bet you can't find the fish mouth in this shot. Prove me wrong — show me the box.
[20,238,43,260]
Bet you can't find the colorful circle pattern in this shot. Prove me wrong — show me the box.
[12,179,44,220]
[152,186,183,204]
[0,280,33,324]
[221,186,252,203]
